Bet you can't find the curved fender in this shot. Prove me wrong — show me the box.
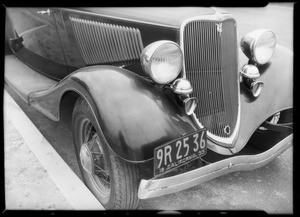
[28,66,198,162]
[232,44,293,153]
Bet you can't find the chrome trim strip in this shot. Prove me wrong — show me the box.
[179,12,241,147]
[138,134,293,199]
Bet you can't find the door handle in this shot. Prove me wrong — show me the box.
[37,9,52,16]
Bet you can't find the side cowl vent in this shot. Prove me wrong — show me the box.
[70,17,144,66]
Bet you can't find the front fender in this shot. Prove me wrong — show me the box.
[29,66,198,162]
[232,44,293,153]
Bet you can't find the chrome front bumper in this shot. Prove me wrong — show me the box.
[138,134,293,199]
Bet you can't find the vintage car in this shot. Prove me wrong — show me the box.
[5,7,293,209]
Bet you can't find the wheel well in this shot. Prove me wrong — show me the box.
[243,108,293,153]
[59,90,81,129]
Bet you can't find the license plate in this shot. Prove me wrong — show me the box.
[154,129,207,176]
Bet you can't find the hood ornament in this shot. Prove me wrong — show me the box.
[215,22,222,36]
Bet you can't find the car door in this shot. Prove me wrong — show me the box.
[7,7,69,80]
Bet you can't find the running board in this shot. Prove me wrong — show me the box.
[4,55,58,103]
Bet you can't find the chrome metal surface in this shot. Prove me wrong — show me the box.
[240,29,276,65]
[138,134,293,199]
[80,119,111,194]
[170,78,193,95]
[80,143,94,175]
[184,97,198,115]
[215,22,222,34]
[240,64,260,79]
[140,40,183,84]
[180,15,240,146]
[37,9,52,16]
[70,17,143,66]
[250,80,264,97]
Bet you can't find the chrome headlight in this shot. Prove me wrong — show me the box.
[140,40,183,84]
[240,29,276,65]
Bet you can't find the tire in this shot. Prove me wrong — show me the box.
[278,109,293,124]
[72,97,140,209]
[251,109,293,150]
[257,109,292,132]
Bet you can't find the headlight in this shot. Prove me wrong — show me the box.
[240,29,276,65]
[140,40,183,84]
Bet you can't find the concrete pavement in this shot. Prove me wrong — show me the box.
[4,90,104,210]
[4,115,73,210]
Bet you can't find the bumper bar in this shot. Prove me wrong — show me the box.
[138,134,293,199]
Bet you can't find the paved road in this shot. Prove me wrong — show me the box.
[4,3,293,213]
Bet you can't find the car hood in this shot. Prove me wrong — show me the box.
[78,7,216,28]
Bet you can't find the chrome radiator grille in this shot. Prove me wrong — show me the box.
[182,19,239,139]
[70,17,143,66]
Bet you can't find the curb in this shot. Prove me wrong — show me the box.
[4,90,104,210]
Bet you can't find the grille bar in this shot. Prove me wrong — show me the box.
[70,17,143,66]
[183,19,239,139]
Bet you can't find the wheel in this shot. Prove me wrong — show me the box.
[72,97,140,209]
[250,109,293,150]
[257,112,281,131]
[257,109,292,132]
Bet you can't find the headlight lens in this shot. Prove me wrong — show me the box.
[240,29,276,65]
[140,40,183,84]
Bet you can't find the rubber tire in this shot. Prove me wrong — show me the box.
[251,109,293,150]
[257,109,292,133]
[277,109,293,124]
[72,97,140,209]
